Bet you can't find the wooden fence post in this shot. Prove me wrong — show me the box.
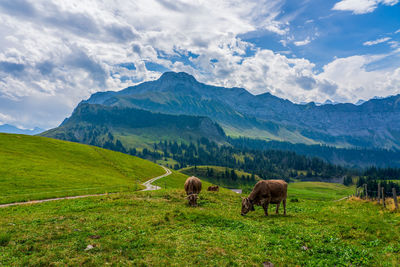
[393,188,398,210]
[364,184,368,199]
[377,183,381,204]
[382,187,386,208]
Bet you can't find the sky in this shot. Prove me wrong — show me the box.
[0,0,399,129]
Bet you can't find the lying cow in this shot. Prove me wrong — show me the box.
[241,180,287,216]
[207,185,219,192]
[184,176,202,206]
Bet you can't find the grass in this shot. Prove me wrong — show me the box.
[0,133,165,204]
[289,182,355,201]
[180,165,261,192]
[1,172,399,266]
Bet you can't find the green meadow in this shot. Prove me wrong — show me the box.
[1,172,399,266]
[1,133,399,266]
[0,133,165,204]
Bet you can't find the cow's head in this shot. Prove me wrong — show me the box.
[241,197,254,215]
[186,194,198,207]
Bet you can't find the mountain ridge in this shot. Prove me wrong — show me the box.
[0,124,44,135]
[81,71,400,149]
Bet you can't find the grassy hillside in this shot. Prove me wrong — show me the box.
[0,133,165,204]
[289,182,355,201]
[0,177,399,266]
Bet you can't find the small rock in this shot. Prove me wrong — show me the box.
[84,244,95,251]
[263,262,274,267]
[302,246,309,251]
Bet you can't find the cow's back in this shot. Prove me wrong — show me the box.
[249,180,287,203]
[267,180,287,203]
[184,176,202,195]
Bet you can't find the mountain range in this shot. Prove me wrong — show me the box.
[82,71,400,150]
[41,71,400,167]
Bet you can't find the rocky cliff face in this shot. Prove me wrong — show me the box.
[82,72,400,149]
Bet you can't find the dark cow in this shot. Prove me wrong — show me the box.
[184,176,202,206]
[241,180,287,216]
[207,185,219,191]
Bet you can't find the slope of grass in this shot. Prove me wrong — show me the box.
[0,183,399,266]
[289,182,355,200]
[153,170,190,189]
[0,133,165,204]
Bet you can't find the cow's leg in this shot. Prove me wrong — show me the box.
[262,202,269,216]
[283,198,287,215]
[275,201,280,214]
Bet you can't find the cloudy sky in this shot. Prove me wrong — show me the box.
[0,0,399,129]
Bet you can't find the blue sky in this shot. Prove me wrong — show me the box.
[0,0,399,129]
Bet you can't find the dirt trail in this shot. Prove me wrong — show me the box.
[141,166,171,191]
[0,166,171,208]
[334,196,351,202]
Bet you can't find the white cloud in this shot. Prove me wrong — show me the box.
[395,29,400,34]
[363,37,391,46]
[0,0,399,129]
[0,112,13,124]
[294,37,311,46]
[318,54,400,102]
[332,0,399,14]
[388,41,400,48]
[0,0,290,128]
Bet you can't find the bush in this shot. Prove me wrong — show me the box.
[0,233,11,246]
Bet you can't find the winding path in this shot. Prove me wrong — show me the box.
[0,166,171,208]
[141,166,171,191]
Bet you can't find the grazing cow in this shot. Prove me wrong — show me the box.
[207,185,219,191]
[184,176,202,206]
[241,180,287,216]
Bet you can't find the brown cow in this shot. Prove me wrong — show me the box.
[207,185,219,192]
[241,180,287,216]
[184,176,202,206]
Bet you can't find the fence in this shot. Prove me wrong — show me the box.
[354,183,399,210]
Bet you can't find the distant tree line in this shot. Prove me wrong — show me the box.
[126,138,349,182]
[229,137,400,168]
